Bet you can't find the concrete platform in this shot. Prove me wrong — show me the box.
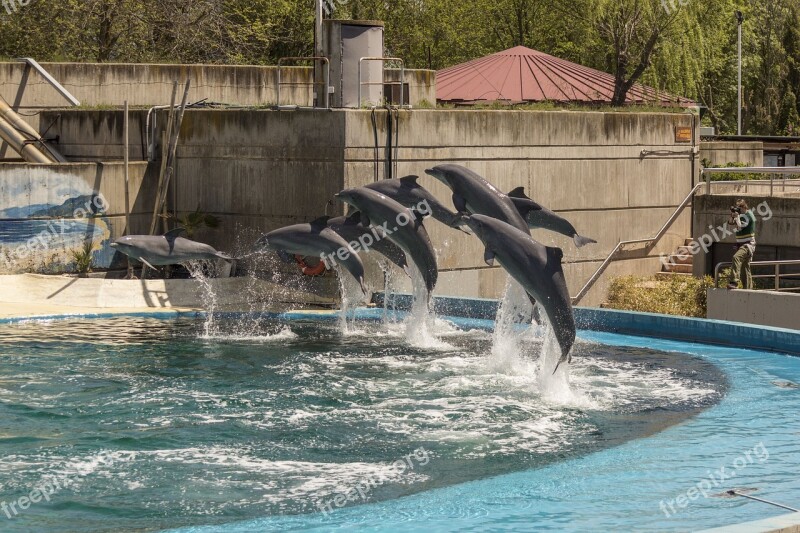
[0,273,336,320]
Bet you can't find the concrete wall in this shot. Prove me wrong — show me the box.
[693,194,800,278]
[0,62,436,111]
[707,288,800,329]
[0,161,156,273]
[38,108,698,305]
[343,110,698,305]
[700,141,764,167]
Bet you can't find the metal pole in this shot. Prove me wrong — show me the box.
[737,11,743,135]
[776,264,780,291]
[123,101,133,279]
[315,0,324,108]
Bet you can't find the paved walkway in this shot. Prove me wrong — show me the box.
[0,302,196,320]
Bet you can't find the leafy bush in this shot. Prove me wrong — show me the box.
[701,160,765,181]
[605,275,715,318]
[71,240,94,274]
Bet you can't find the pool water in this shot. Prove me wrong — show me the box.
[0,315,796,532]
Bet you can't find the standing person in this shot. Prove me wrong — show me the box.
[727,199,756,289]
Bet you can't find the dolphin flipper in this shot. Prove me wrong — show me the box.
[574,234,597,247]
[452,193,467,213]
[483,248,496,267]
[215,252,234,262]
[139,257,157,270]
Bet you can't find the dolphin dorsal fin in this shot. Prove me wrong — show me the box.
[163,227,187,242]
[399,175,420,186]
[309,215,331,229]
[508,187,531,200]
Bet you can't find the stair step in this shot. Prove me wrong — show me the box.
[661,263,693,274]
[684,238,694,246]
[655,270,693,279]
[676,245,693,256]
[667,254,693,266]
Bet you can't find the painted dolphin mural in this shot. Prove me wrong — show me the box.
[326,213,410,275]
[364,175,471,234]
[335,187,438,298]
[463,214,576,372]
[508,187,597,248]
[110,228,232,269]
[255,217,367,294]
[424,164,533,234]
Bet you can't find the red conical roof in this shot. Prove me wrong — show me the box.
[436,45,694,105]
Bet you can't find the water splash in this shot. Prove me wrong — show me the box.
[185,260,219,338]
[401,265,454,350]
[335,266,366,335]
[486,276,581,405]
[487,277,535,374]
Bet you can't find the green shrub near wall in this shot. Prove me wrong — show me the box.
[605,275,715,318]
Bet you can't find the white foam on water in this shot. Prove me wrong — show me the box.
[185,260,219,338]
[200,326,298,343]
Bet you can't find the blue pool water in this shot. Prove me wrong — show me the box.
[0,313,798,532]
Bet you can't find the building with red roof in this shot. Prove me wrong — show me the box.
[436,45,694,106]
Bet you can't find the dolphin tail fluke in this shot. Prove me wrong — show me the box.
[573,234,597,248]
[359,278,368,296]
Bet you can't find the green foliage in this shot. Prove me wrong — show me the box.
[164,207,221,238]
[0,0,797,134]
[71,240,94,274]
[606,275,715,318]
[701,160,767,181]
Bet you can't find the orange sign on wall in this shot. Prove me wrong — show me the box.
[675,126,692,143]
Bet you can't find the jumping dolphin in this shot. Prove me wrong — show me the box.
[326,213,410,275]
[110,228,232,269]
[255,217,367,295]
[464,214,576,372]
[364,176,471,234]
[424,164,533,234]
[508,187,597,248]
[335,187,438,297]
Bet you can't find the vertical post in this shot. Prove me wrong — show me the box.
[737,11,743,136]
[123,101,133,279]
[775,264,780,291]
[315,0,324,108]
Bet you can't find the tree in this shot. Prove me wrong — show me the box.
[593,0,682,106]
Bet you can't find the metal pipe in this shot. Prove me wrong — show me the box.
[15,58,80,106]
[0,115,52,163]
[0,96,64,162]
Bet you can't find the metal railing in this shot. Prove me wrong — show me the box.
[16,57,80,106]
[571,182,705,305]
[358,57,405,108]
[276,57,330,108]
[714,260,800,291]
[702,166,800,195]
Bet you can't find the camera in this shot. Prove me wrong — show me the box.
[730,206,742,214]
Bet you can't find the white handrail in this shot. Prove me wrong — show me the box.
[571,182,705,305]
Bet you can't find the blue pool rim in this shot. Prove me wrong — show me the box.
[2,293,798,358]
